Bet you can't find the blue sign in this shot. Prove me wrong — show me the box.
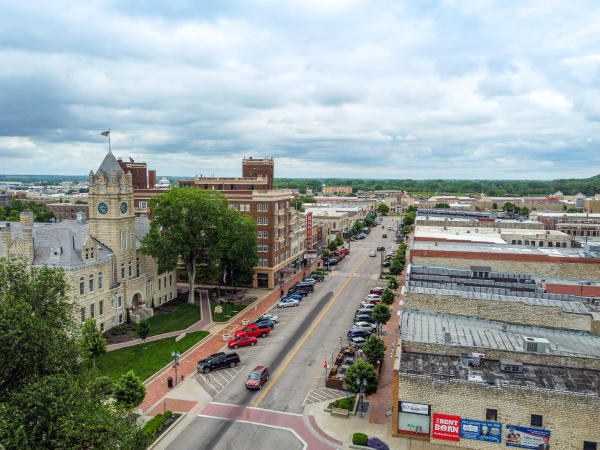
[460,418,502,443]
[506,425,551,449]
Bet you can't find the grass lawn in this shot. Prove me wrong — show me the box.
[142,304,201,337]
[212,302,247,322]
[96,330,209,381]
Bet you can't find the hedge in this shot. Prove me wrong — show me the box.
[352,433,368,446]
[141,410,173,440]
[328,396,356,411]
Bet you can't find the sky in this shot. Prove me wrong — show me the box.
[1,0,599,179]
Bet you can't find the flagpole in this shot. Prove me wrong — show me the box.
[108,128,111,153]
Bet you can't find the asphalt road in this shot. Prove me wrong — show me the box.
[165,218,398,449]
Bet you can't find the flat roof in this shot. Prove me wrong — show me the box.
[416,216,542,225]
[400,309,600,358]
[412,240,584,258]
[399,352,600,395]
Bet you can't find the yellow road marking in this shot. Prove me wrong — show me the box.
[254,243,379,407]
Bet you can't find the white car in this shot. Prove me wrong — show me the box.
[365,294,382,301]
[260,314,279,323]
[369,251,376,257]
[357,302,376,310]
[353,322,376,332]
[349,336,366,346]
[277,298,299,308]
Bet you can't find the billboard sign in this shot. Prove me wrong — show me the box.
[460,418,502,443]
[505,426,551,449]
[432,413,461,441]
[399,401,430,415]
[306,213,313,250]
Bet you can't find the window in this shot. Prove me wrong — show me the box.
[89,274,94,292]
[121,263,125,279]
[117,296,122,308]
[539,241,544,247]
[170,292,173,300]
[583,442,597,450]
[548,241,553,247]
[259,244,268,252]
[99,300,104,315]
[139,201,148,209]
[486,409,497,421]
[118,313,123,324]
[231,184,237,190]
[98,272,103,289]
[136,258,140,277]
[79,277,85,295]
[258,203,268,212]
[90,247,94,259]
[81,307,85,322]
[169,274,172,286]
[159,279,161,290]
[90,303,95,318]
[85,249,89,260]
[159,296,162,305]
[530,414,543,427]
[128,261,132,277]
[164,276,167,287]
[100,322,104,332]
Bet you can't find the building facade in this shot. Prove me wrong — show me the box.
[47,202,90,222]
[322,185,352,195]
[0,151,177,332]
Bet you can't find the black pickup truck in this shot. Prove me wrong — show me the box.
[197,352,240,374]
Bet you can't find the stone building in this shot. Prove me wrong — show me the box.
[47,202,89,222]
[0,151,177,332]
[392,309,600,449]
[322,185,352,195]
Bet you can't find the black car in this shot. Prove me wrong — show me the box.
[327,258,339,265]
[347,329,372,339]
[252,318,275,329]
[288,287,310,296]
[353,317,376,325]
[355,314,373,322]
[197,352,240,373]
[294,282,315,291]
[382,261,391,267]
[310,274,324,282]
[377,246,385,251]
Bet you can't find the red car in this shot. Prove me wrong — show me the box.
[370,287,385,295]
[234,324,271,339]
[228,334,257,349]
[337,249,350,255]
[245,366,270,390]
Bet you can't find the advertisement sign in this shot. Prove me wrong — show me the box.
[399,402,430,415]
[460,418,502,443]
[432,414,461,441]
[505,426,551,449]
[306,213,313,250]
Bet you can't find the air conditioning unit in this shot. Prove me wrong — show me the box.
[522,336,551,353]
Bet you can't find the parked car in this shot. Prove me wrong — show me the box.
[277,298,299,308]
[353,317,376,326]
[356,308,375,316]
[337,249,350,255]
[357,303,376,310]
[258,314,279,323]
[377,246,385,251]
[228,334,257,349]
[288,288,309,297]
[347,328,372,339]
[360,298,381,306]
[285,293,303,301]
[382,233,388,238]
[353,322,376,332]
[369,251,376,257]
[252,317,275,329]
[349,336,366,346]
[365,294,382,301]
[299,278,316,285]
[197,352,240,373]
[327,258,339,265]
[382,261,391,267]
[354,315,373,323]
[245,366,270,390]
[235,324,271,338]
[370,287,385,295]
[310,273,324,282]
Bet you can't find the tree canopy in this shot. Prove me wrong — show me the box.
[81,318,107,368]
[362,335,386,363]
[377,204,390,214]
[343,360,379,394]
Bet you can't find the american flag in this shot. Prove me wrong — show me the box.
[100,130,110,136]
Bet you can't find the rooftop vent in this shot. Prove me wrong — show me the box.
[522,336,550,353]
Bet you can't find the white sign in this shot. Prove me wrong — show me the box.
[400,401,429,415]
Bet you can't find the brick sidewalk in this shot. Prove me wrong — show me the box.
[369,233,413,424]
[139,261,321,413]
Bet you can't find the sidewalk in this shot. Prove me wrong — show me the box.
[138,260,321,413]
[106,293,213,351]
[369,232,413,425]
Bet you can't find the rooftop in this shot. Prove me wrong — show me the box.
[411,240,587,258]
[400,309,600,358]
[399,352,600,396]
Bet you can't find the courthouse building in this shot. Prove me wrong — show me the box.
[0,151,176,331]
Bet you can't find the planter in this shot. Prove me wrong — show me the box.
[325,378,344,390]
[222,334,230,341]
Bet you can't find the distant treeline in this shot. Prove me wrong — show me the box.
[275,177,600,197]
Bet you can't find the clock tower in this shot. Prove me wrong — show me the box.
[89,151,136,282]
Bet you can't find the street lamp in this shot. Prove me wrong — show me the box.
[380,248,384,278]
[357,378,367,417]
[171,350,181,386]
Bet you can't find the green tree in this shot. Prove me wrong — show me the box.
[343,360,379,394]
[401,225,411,235]
[388,259,404,276]
[364,215,374,226]
[377,203,390,214]
[138,320,150,343]
[380,288,395,306]
[362,335,386,363]
[406,205,416,213]
[387,277,399,290]
[372,304,392,334]
[328,240,339,251]
[81,318,107,368]
[141,188,229,304]
[434,202,450,208]
[113,370,146,409]
[403,211,416,226]
[219,212,258,286]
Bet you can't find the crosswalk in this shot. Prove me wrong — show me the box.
[302,387,347,408]
[194,365,244,397]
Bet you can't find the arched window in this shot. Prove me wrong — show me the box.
[89,274,94,292]
[79,277,85,295]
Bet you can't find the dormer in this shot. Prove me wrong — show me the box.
[49,246,63,263]
[81,236,98,262]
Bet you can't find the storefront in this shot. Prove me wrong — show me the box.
[397,401,431,439]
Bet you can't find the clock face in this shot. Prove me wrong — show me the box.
[120,202,128,213]
[98,202,108,214]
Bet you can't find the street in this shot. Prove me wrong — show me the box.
[165,218,397,449]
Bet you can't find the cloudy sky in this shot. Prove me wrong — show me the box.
[1,1,599,179]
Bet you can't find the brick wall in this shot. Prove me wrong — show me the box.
[393,368,600,449]
[404,292,592,332]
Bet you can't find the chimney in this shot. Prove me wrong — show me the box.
[20,211,34,263]
[148,170,156,189]
[1,224,11,258]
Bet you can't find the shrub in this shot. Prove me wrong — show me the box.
[140,410,174,440]
[352,433,368,446]
[327,396,356,411]
[367,437,389,450]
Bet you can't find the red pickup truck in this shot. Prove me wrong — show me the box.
[235,324,271,338]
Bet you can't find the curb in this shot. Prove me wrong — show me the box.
[142,332,210,385]
[349,445,371,449]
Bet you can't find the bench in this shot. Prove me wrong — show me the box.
[331,407,349,417]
